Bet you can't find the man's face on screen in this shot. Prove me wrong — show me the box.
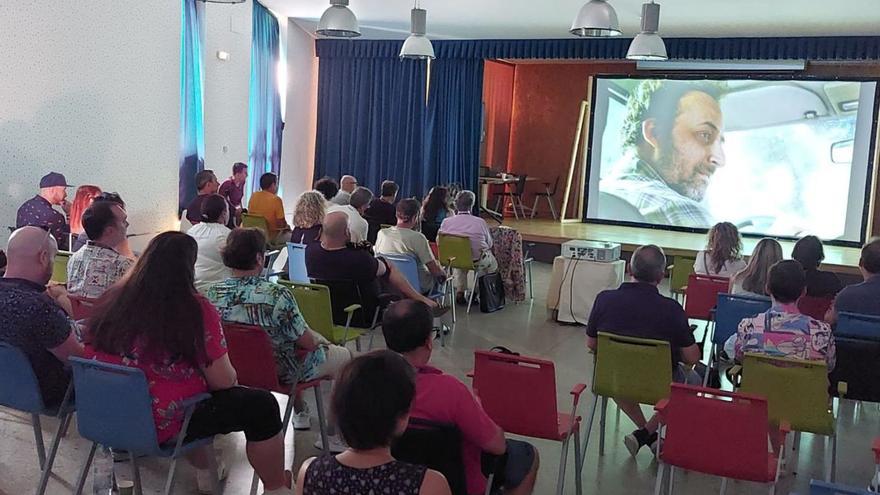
[653,90,726,201]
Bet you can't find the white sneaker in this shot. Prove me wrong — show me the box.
[292,407,311,431]
[313,434,347,453]
[196,458,228,494]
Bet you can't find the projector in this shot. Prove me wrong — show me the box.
[561,240,621,262]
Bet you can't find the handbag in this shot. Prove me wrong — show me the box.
[478,272,506,313]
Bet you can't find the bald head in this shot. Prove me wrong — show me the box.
[5,226,57,285]
[322,211,350,247]
[340,175,358,193]
[630,244,666,284]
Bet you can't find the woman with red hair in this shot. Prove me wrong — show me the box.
[69,185,102,235]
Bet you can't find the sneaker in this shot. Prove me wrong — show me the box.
[292,407,311,431]
[196,458,228,494]
[624,428,654,457]
[313,434,347,454]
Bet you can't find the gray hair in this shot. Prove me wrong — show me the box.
[455,190,476,212]
[631,244,667,283]
[350,186,374,210]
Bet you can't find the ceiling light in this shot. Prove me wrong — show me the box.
[627,1,667,60]
[570,0,621,37]
[400,6,434,60]
[316,0,360,38]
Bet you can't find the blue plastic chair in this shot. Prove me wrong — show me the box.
[836,312,880,339]
[810,479,872,494]
[381,253,453,345]
[0,343,74,495]
[286,242,309,283]
[703,293,771,386]
[69,357,222,495]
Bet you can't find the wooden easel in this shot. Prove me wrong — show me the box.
[560,77,594,223]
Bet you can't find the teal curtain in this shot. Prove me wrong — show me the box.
[179,0,205,212]
[246,1,283,197]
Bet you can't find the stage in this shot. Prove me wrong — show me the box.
[501,218,863,276]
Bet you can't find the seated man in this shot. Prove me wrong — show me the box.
[438,190,498,303]
[827,238,880,323]
[67,201,133,298]
[185,169,220,225]
[383,300,539,495]
[331,174,357,206]
[586,244,702,456]
[313,176,340,205]
[305,211,440,321]
[375,198,446,294]
[17,172,72,250]
[247,172,291,244]
[206,227,352,451]
[364,180,399,227]
[328,186,371,244]
[0,227,84,409]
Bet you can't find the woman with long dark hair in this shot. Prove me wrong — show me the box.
[792,235,842,298]
[87,231,292,494]
[694,222,746,277]
[420,187,453,242]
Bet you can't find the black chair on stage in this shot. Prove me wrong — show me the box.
[493,175,528,219]
[531,177,560,220]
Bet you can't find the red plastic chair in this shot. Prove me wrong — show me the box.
[653,383,789,495]
[69,294,98,321]
[798,295,834,322]
[684,273,729,321]
[471,350,586,495]
[222,322,330,494]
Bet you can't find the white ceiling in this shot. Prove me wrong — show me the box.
[260,0,880,40]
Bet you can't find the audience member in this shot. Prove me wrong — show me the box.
[364,180,399,227]
[586,245,701,456]
[0,227,83,409]
[694,221,746,277]
[0,250,6,277]
[187,194,232,293]
[729,238,782,297]
[70,192,134,258]
[248,172,291,244]
[828,238,880,323]
[67,201,133,299]
[68,185,102,236]
[328,187,371,243]
[16,172,72,250]
[296,350,451,495]
[207,228,352,450]
[86,232,292,494]
[383,300,539,495]
[291,191,326,245]
[792,235,842,298]
[375,199,446,294]
[438,191,498,303]
[331,175,358,206]
[218,162,248,224]
[420,186,452,243]
[185,169,220,225]
[313,177,340,204]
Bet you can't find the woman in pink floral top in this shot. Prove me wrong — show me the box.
[85,232,293,494]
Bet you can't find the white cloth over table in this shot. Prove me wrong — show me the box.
[547,257,625,324]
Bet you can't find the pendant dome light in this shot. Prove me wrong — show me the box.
[316,0,361,38]
[570,0,621,37]
[400,3,434,60]
[626,1,668,60]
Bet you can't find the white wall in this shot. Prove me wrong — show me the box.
[0,1,181,246]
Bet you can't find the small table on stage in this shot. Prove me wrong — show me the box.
[478,176,540,222]
[546,256,625,324]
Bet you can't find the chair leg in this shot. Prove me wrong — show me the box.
[668,466,675,493]
[578,393,600,477]
[163,458,180,495]
[546,195,557,220]
[494,196,502,215]
[573,428,583,495]
[653,463,665,495]
[466,271,475,314]
[131,452,144,495]
[720,477,728,495]
[314,386,330,453]
[32,414,46,470]
[36,413,68,495]
[73,442,97,495]
[511,197,520,219]
[531,196,539,219]
[527,261,534,300]
[829,433,837,482]
[599,397,608,456]
[555,436,571,495]
[355,337,362,352]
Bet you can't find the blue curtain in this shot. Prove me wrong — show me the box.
[314,57,428,199]
[179,0,205,212]
[247,1,284,196]
[424,58,484,197]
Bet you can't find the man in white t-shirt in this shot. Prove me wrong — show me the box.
[327,186,370,243]
[331,175,358,206]
[375,199,446,294]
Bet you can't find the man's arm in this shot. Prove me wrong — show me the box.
[426,260,446,279]
[679,344,701,365]
[49,331,85,363]
[380,259,438,307]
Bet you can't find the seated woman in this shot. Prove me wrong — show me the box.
[206,227,352,452]
[729,238,783,297]
[69,185,102,241]
[86,231,293,495]
[694,222,746,278]
[296,350,451,495]
[291,191,326,245]
[792,235,842,298]
[187,194,233,293]
[420,187,453,243]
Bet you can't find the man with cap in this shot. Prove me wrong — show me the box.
[16,172,72,250]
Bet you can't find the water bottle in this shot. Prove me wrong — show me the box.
[92,445,114,494]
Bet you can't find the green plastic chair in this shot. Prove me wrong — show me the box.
[52,251,71,285]
[578,332,672,476]
[279,280,365,349]
[739,353,837,481]
[668,256,695,302]
[438,233,478,314]
[242,212,286,250]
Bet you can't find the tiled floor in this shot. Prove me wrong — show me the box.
[1,262,877,494]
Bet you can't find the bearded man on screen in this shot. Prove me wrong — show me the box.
[600,80,726,228]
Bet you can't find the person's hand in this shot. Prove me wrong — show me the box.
[421,297,439,308]
[45,284,68,300]
[60,200,72,215]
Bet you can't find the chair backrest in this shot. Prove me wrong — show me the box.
[69,357,161,455]
[311,277,373,328]
[391,418,468,495]
[69,294,99,321]
[593,332,673,405]
[740,353,833,434]
[382,254,421,292]
[810,480,873,494]
[222,322,284,394]
[0,343,46,413]
[472,350,560,440]
[286,242,309,283]
[669,256,696,293]
[828,335,880,402]
[242,212,271,237]
[836,311,880,339]
[51,251,71,284]
[661,384,772,483]
[280,280,337,340]
[513,174,528,195]
[179,210,193,233]
[684,273,729,320]
[712,293,772,345]
[547,176,560,195]
[798,295,834,321]
[437,234,475,270]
